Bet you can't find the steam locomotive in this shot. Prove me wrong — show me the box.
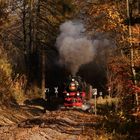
[45,76,92,110]
[63,76,86,108]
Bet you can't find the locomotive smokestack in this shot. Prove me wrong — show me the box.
[56,21,95,76]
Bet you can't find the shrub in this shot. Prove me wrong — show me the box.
[0,57,13,105]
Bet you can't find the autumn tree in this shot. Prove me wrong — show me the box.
[0,0,16,105]
[76,0,140,110]
[1,0,76,89]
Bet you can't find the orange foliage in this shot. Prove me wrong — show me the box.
[107,56,140,96]
[86,2,126,32]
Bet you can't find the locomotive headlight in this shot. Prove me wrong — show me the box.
[66,93,70,96]
[77,92,80,96]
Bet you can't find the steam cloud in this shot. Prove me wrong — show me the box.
[56,21,95,75]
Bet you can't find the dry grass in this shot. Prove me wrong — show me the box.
[89,96,119,107]
[97,96,119,105]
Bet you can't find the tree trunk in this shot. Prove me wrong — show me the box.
[126,0,139,107]
[41,49,46,99]
[29,0,33,54]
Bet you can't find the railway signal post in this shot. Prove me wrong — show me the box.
[93,88,97,115]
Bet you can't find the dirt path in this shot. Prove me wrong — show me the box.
[0,106,101,140]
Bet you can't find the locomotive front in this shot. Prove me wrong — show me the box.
[63,76,86,108]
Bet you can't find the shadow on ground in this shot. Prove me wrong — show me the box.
[24,97,64,112]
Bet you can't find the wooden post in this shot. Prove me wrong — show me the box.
[93,88,97,115]
[94,94,97,115]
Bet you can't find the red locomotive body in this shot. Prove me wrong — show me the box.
[63,77,86,108]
